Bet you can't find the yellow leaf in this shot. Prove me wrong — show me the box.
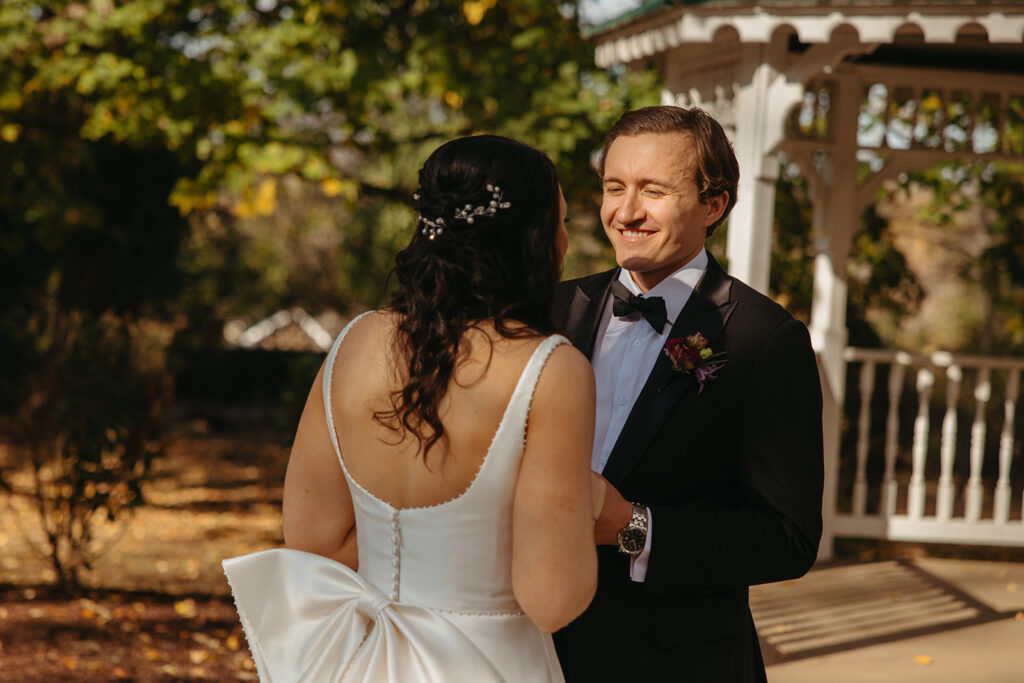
[173,598,198,618]
[61,657,78,670]
[444,91,463,109]
[189,648,211,664]
[320,178,343,197]
[230,201,255,219]
[143,647,163,662]
[226,634,241,651]
[113,668,129,679]
[462,0,496,26]
[1,123,20,143]
[913,654,933,665]
[253,178,277,216]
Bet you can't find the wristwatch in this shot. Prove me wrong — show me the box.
[616,502,648,556]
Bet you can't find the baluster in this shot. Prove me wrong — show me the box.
[882,81,893,151]
[937,360,961,521]
[883,360,906,517]
[853,361,876,516]
[908,366,934,519]
[994,370,1020,524]
[965,367,991,522]
[998,91,1009,155]
[911,85,922,148]
[967,89,979,154]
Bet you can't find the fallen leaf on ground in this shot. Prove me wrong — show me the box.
[913,655,933,665]
[1007,582,1018,593]
[174,598,198,618]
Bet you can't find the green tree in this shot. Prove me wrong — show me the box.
[769,164,922,347]
[3,0,656,322]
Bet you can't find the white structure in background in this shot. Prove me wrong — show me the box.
[225,308,337,352]
[590,1,1024,558]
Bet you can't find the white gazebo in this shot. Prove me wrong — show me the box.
[590,1,1024,558]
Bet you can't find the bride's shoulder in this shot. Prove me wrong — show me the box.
[343,309,395,341]
[541,339,591,376]
[330,310,395,364]
[533,339,593,398]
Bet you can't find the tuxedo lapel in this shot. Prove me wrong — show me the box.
[601,256,737,486]
[562,269,616,358]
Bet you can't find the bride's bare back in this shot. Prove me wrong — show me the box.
[330,311,547,509]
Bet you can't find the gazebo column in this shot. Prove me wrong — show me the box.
[808,69,859,561]
[726,45,783,294]
[726,40,808,294]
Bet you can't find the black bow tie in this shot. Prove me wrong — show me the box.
[611,281,667,333]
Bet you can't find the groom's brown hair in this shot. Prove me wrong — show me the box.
[599,106,739,236]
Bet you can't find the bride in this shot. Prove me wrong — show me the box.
[224,134,604,682]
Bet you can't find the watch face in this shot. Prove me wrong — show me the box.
[618,527,645,553]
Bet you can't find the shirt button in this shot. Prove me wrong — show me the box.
[633,340,642,347]
[617,396,626,406]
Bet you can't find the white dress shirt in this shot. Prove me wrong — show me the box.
[591,249,708,581]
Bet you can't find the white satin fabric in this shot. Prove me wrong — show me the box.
[224,314,568,682]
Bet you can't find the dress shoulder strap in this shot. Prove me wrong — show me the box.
[500,334,571,438]
[322,310,376,470]
[450,333,571,505]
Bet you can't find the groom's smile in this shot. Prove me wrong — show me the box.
[600,132,727,292]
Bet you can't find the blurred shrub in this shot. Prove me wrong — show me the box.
[6,309,173,590]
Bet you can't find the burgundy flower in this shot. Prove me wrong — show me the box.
[663,333,727,393]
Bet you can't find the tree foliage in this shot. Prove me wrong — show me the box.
[3,0,657,319]
[895,161,1024,353]
[770,164,922,348]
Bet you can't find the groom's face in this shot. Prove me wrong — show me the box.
[601,132,726,292]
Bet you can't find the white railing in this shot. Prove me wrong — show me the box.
[833,347,1024,546]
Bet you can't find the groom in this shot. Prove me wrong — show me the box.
[552,106,824,682]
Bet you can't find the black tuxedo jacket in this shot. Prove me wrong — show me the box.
[551,255,824,683]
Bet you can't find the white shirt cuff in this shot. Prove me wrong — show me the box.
[628,507,652,583]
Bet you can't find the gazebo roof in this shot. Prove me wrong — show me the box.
[592,1,1024,67]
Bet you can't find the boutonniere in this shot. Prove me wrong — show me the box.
[663,333,727,393]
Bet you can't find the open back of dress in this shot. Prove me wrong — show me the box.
[223,312,569,682]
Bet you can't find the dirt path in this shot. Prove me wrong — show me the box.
[0,433,288,681]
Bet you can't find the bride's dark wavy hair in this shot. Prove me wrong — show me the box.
[377,134,562,459]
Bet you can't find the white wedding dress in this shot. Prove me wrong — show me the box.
[223,313,569,682]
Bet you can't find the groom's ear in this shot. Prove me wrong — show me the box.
[702,192,728,228]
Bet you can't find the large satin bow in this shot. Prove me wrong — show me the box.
[223,549,504,682]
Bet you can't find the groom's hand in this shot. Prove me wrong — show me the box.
[591,473,634,546]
